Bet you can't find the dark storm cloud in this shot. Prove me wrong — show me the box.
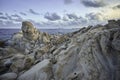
[113,4,120,9]
[66,13,79,20]
[81,0,106,7]
[20,12,27,16]
[0,16,7,20]
[29,9,40,15]
[44,12,61,21]
[64,0,73,4]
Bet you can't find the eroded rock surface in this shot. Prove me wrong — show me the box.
[0,20,120,80]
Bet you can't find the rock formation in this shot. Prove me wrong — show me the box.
[21,21,39,41]
[0,20,120,80]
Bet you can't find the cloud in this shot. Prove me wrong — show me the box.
[25,13,87,28]
[63,17,87,27]
[1,12,87,28]
[11,14,23,22]
[44,12,61,21]
[0,12,3,15]
[102,9,120,20]
[29,9,39,15]
[0,16,8,20]
[63,16,69,21]
[27,15,87,28]
[66,13,79,20]
[11,14,21,18]
[86,12,103,21]
[0,20,21,28]
[20,12,27,16]
[11,17,23,22]
[5,13,12,20]
[64,0,73,4]
[5,13,23,23]
[81,0,106,7]
[112,4,120,9]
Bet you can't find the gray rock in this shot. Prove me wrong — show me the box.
[0,72,17,80]
[112,40,120,51]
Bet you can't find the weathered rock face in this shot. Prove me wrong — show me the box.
[53,29,119,80]
[21,21,39,41]
[0,20,120,80]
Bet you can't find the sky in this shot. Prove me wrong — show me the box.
[0,0,120,29]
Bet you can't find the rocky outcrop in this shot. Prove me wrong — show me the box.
[0,20,120,80]
[21,21,39,41]
[9,21,51,54]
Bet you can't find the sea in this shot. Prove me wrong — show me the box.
[0,29,79,41]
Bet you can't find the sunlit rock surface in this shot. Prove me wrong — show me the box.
[0,20,120,80]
